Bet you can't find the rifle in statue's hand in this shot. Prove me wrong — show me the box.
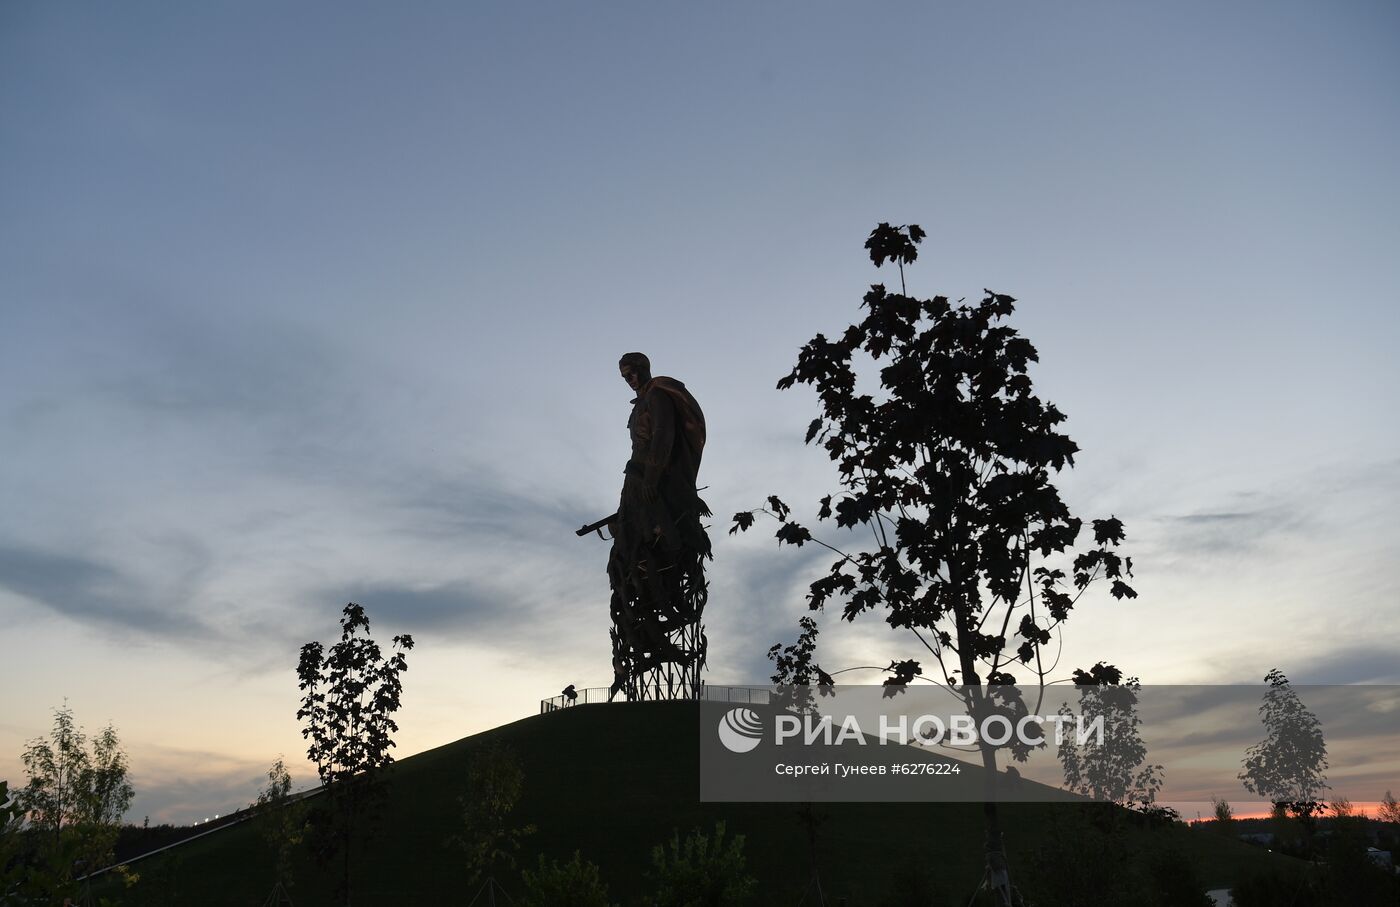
[576,513,617,539]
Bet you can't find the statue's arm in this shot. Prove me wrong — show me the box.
[644,389,675,491]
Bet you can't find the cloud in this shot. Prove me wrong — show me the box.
[284,468,617,647]
[0,543,210,640]
[5,295,342,431]
[125,745,315,825]
[388,469,605,545]
[1286,646,1400,685]
[1152,502,1307,559]
[1140,458,1399,569]
[705,534,831,682]
[95,323,340,424]
[1171,511,1267,524]
[315,578,527,642]
[964,683,1400,802]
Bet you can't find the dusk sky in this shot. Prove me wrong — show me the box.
[2,1,1397,824]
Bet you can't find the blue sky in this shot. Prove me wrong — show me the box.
[2,1,1397,823]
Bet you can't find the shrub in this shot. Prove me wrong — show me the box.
[1023,807,1211,907]
[519,851,610,907]
[877,858,950,907]
[1230,867,1321,907]
[448,742,536,887]
[649,821,756,907]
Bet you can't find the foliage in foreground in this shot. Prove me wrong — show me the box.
[1022,805,1211,907]
[10,704,134,900]
[297,601,414,903]
[0,780,25,899]
[649,821,756,907]
[252,757,308,894]
[519,850,611,907]
[732,221,1138,905]
[1232,817,1399,907]
[874,859,953,907]
[449,741,536,887]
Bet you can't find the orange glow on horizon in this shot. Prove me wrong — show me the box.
[1186,802,1392,823]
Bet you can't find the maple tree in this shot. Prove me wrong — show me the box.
[297,602,413,904]
[733,223,1137,905]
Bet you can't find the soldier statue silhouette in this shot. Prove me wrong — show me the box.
[579,352,710,700]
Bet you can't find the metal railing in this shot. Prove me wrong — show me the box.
[539,684,774,714]
[81,787,326,880]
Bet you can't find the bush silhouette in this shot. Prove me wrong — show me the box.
[649,821,756,907]
[520,851,610,907]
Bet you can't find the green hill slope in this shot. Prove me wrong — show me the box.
[104,700,1294,905]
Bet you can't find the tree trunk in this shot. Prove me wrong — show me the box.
[969,686,1015,907]
[341,781,355,907]
[957,621,1016,907]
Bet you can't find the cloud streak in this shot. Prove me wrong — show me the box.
[0,544,210,640]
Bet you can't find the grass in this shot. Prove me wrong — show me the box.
[98,700,1298,905]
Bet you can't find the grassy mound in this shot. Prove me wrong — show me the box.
[102,700,1295,905]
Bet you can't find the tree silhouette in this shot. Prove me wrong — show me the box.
[1056,666,1162,808]
[1211,797,1235,835]
[16,703,133,899]
[0,781,26,897]
[1379,790,1400,827]
[648,821,756,907]
[449,741,536,892]
[297,602,413,904]
[766,615,833,715]
[1239,668,1328,820]
[732,222,1136,906]
[519,851,610,907]
[253,757,308,903]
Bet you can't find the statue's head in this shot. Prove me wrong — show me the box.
[618,352,651,393]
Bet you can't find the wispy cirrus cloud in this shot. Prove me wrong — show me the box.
[1153,501,1308,560]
